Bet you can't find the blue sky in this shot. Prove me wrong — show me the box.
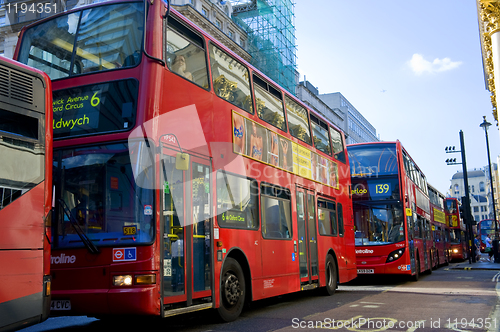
[295,0,499,195]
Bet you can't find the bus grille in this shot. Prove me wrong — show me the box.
[0,63,35,106]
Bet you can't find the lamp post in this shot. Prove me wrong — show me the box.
[480,116,499,263]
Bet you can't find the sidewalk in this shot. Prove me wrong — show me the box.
[451,257,500,270]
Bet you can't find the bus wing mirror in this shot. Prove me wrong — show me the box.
[176,152,189,170]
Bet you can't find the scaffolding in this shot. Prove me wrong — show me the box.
[229,0,297,95]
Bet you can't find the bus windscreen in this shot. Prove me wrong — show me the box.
[348,143,398,177]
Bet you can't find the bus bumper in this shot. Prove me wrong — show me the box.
[51,286,159,316]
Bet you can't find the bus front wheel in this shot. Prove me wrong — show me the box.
[218,257,245,322]
[323,255,337,296]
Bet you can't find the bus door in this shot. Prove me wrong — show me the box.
[295,186,318,286]
[407,207,416,274]
[160,147,213,315]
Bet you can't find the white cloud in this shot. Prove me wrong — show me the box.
[408,54,462,75]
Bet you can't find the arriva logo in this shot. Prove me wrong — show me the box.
[51,253,76,264]
[356,249,374,254]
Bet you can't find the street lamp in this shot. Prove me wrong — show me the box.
[480,116,498,263]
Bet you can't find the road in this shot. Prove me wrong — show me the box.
[20,262,500,332]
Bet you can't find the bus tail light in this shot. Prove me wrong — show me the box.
[113,275,133,286]
[386,248,405,263]
[135,274,156,285]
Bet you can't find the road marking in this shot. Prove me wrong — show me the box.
[492,272,500,283]
[488,281,500,332]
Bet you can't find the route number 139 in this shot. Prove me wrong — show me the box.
[375,184,390,194]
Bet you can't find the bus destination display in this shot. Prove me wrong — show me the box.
[52,79,138,138]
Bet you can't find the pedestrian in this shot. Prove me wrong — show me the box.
[485,234,494,262]
[475,235,482,261]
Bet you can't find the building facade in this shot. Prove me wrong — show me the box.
[477,0,500,130]
[450,167,497,222]
[295,81,379,145]
[319,92,379,145]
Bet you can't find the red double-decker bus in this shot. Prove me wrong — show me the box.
[0,56,52,331]
[347,141,434,281]
[427,184,450,267]
[14,0,356,321]
[445,198,467,261]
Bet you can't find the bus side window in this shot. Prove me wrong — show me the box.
[310,114,331,155]
[261,184,292,239]
[330,127,346,164]
[285,96,311,145]
[338,203,344,237]
[253,75,286,132]
[209,44,253,114]
[166,18,209,89]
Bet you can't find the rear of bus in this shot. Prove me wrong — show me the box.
[0,57,52,331]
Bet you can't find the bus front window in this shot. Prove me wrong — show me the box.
[53,143,155,249]
[18,2,144,80]
[354,203,404,246]
[450,229,461,244]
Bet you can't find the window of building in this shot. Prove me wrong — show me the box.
[474,206,479,212]
[216,19,222,29]
[201,7,208,17]
[17,11,25,23]
[209,44,252,114]
[480,181,485,192]
[261,184,292,239]
[228,30,234,39]
[253,75,286,132]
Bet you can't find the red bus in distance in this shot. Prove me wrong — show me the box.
[14,0,356,321]
[477,219,499,253]
[347,141,434,281]
[444,197,468,261]
[0,56,53,331]
[427,184,450,267]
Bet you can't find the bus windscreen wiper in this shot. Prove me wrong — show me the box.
[58,199,100,254]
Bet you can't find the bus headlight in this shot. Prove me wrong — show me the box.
[453,248,459,253]
[386,248,405,263]
[113,275,133,286]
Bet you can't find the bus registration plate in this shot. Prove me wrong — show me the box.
[51,300,71,310]
[357,269,374,274]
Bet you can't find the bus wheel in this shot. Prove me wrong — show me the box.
[218,257,245,322]
[324,255,337,296]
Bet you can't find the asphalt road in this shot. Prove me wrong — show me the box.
[19,262,500,332]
